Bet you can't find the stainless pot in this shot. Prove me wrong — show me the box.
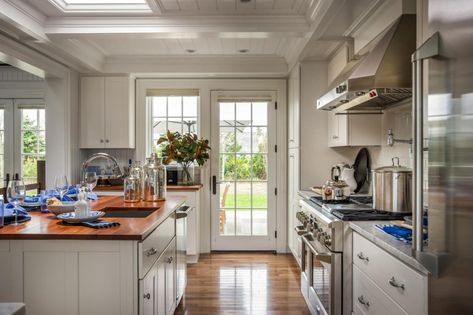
[372,157,412,213]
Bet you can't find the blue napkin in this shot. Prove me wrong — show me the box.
[375,224,427,244]
[3,204,31,224]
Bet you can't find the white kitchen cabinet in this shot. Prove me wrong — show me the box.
[167,190,201,263]
[80,76,135,149]
[352,232,428,315]
[288,65,300,148]
[328,111,382,147]
[164,239,176,315]
[141,265,156,315]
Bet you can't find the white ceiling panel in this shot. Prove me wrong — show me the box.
[196,0,218,11]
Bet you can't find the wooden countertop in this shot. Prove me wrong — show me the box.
[94,184,203,192]
[0,196,185,241]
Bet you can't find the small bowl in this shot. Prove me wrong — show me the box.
[48,201,76,216]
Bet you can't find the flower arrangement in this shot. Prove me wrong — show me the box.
[157,131,211,184]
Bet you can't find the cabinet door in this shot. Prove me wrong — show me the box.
[288,148,300,255]
[141,267,156,315]
[104,76,135,148]
[328,111,348,147]
[165,239,176,315]
[288,65,300,148]
[80,77,105,148]
[156,256,166,315]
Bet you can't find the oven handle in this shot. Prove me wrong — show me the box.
[294,226,308,236]
[301,235,332,264]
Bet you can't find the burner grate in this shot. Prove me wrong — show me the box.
[332,209,406,221]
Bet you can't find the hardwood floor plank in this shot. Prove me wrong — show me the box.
[175,252,311,315]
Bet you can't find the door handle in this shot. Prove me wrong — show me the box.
[212,175,217,195]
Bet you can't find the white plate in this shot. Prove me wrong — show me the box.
[57,211,105,223]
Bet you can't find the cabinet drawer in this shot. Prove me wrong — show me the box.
[353,232,427,315]
[139,214,175,279]
[353,264,407,315]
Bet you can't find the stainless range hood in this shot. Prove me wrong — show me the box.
[316,14,416,113]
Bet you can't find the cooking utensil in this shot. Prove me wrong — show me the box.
[353,148,371,193]
[372,157,412,213]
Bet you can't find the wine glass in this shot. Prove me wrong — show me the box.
[84,172,98,192]
[55,175,69,201]
[6,179,26,226]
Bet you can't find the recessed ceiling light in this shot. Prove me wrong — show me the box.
[186,49,196,53]
[239,49,249,53]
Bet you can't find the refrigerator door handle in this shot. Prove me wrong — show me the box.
[411,32,440,252]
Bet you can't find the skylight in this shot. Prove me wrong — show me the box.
[48,0,152,13]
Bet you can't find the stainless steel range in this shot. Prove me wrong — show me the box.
[296,193,407,315]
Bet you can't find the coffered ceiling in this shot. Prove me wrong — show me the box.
[0,0,388,76]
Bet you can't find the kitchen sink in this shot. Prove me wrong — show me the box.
[101,207,158,218]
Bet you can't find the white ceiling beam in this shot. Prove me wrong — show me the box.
[44,15,309,39]
[0,0,48,42]
[102,55,288,77]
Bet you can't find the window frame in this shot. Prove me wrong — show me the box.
[146,94,200,157]
[0,99,45,185]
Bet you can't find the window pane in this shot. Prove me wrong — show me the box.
[181,117,197,133]
[0,154,3,180]
[39,131,46,154]
[152,118,167,139]
[183,97,197,116]
[22,109,38,129]
[252,182,267,208]
[220,102,235,126]
[22,130,38,154]
[235,102,251,125]
[220,154,235,180]
[0,109,3,129]
[236,209,251,235]
[39,109,46,130]
[152,97,167,116]
[0,131,3,154]
[252,154,267,180]
[220,127,235,153]
[236,126,251,153]
[252,102,267,125]
[252,127,267,153]
[168,120,182,134]
[236,154,252,180]
[22,156,38,180]
[235,182,251,208]
[220,181,235,236]
[167,96,182,117]
[252,209,267,236]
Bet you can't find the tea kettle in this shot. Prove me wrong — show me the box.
[322,166,351,201]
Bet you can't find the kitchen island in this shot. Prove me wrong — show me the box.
[0,196,185,315]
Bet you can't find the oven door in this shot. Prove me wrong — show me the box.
[302,234,342,315]
[300,232,312,302]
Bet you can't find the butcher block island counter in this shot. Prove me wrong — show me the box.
[0,196,186,315]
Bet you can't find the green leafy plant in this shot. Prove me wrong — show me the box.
[157,131,211,184]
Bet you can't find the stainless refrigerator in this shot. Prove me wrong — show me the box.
[412,0,473,313]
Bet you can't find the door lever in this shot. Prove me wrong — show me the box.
[212,175,217,195]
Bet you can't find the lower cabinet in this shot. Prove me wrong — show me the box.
[140,238,176,315]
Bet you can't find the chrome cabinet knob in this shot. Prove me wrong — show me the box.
[144,293,151,300]
[146,248,158,257]
[100,139,104,143]
[358,295,370,307]
[105,139,109,143]
[389,277,405,290]
[357,252,369,262]
[166,256,174,264]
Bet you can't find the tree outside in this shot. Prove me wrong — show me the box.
[21,112,45,184]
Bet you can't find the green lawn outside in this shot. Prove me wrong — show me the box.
[224,193,267,209]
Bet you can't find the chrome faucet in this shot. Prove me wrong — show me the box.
[80,153,122,181]
[387,129,413,146]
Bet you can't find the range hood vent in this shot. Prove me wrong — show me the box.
[316,14,416,113]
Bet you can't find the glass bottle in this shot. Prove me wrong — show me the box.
[124,173,141,203]
[143,153,166,201]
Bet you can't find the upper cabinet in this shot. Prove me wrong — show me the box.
[328,112,382,147]
[80,76,135,149]
[288,65,300,148]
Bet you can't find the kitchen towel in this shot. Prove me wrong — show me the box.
[375,224,427,244]
[62,220,120,229]
[3,205,31,225]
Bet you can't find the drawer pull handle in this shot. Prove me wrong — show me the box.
[389,277,406,290]
[144,293,151,300]
[357,252,369,262]
[358,295,370,308]
[166,256,174,264]
[146,248,158,257]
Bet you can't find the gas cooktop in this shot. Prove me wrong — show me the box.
[308,195,407,221]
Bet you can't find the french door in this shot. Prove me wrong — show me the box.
[210,91,277,250]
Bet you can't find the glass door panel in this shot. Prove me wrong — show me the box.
[211,92,276,250]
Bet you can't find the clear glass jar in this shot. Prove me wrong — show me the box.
[143,153,166,201]
[124,174,141,203]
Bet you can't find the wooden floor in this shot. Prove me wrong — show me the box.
[175,252,311,315]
